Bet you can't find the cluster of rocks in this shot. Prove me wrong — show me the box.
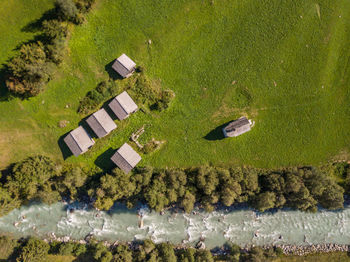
[275,243,350,256]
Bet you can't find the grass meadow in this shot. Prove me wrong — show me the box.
[0,0,350,170]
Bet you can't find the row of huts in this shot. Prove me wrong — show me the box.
[64,54,141,173]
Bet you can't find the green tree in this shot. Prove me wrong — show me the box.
[6,42,54,96]
[252,192,276,212]
[16,237,49,262]
[195,249,213,262]
[0,187,20,216]
[6,155,58,202]
[196,166,219,195]
[113,244,133,262]
[157,243,176,262]
[179,248,196,262]
[181,191,196,213]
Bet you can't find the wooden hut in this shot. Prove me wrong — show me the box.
[86,108,117,138]
[64,126,95,156]
[108,91,138,120]
[223,116,251,137]
[112,54,136,78]
[111,143,141,173]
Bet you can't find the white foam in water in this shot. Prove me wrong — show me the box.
[2,203,350,248]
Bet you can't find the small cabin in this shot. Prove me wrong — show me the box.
[86,108,117,138]
[111,143,141,173]
[112,54,136,78]
[223,116,251,137]
[108,91,138,120]
[64,126,95,156]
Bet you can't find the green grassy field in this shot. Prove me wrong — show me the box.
[0,0,350,170]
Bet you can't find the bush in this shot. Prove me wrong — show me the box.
[55,0,80,23]
[75,0,96,13]
[42,19,68,41]
[78,80,120,115]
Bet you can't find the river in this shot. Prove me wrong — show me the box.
[0,202,349,249]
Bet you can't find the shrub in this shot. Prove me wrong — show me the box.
[55,0,80,23]
[42,19,68,41]
[75,0,96,13]
[78,80,120,115]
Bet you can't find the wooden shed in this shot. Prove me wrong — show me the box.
[223,116,251,137]
[111,143,141,173]
[86,108,117,138]
[108,91,138,120]
[112,54,136,78]
[64,126,95,156]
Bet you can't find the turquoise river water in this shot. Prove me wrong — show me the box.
[0,202,349,249]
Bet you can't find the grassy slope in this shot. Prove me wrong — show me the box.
[0,0,350,169]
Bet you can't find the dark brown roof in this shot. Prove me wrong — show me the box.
[223,117,251,137]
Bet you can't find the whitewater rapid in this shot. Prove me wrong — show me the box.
[0,202,349,248]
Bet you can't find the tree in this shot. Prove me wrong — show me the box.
[0,187,21,216]
[6,155,58,201]
[220,180,241,206]
[195,249,213,262]
[113,244,133,262]
[252,192,276,212]
[16,237,49,262]
[144,174,169,212]
[6,42,54,96]
[196,166,219,195]
[181,191,196,213]
[157,243,176,262]
[179,248,196,262]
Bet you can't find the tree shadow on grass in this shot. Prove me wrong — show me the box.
[21,8,58,33]
[94,147,116,172]
[58,131,73,160]
[204,121,232,141]
[105,60,123,81]
[0,66,10,101]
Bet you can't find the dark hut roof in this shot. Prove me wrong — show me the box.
[64,126,95,156]
[108,91,138,120]
[112,54,136,78]
[223,117,251,137]
[111,143,141,173]
[86,108,117,138]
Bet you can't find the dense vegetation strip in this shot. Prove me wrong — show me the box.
[2,235,350,262]
[0,234,289,262]
[0,156,347,216]
[3,0,95,97]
